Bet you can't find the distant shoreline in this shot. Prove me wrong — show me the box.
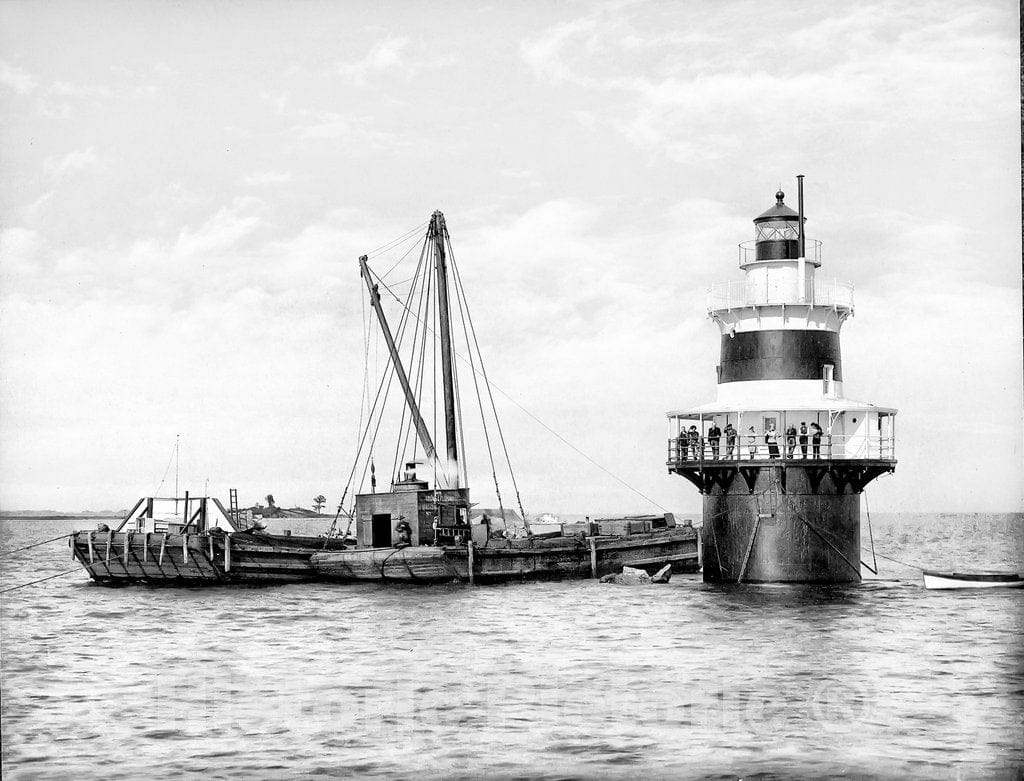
[1,513,125,521]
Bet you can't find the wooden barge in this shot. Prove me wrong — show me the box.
[70,496,348,585]
[311,515,699,584]
[70,495,699,585]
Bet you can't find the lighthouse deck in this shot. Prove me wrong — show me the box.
[666,434,896,465]
[666,438,896,496]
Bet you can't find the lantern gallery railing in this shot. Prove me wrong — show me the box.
[739,238,822,266]
[667,433,895,465]
[706,277,854,313]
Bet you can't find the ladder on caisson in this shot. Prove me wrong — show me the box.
[738,466,783,582]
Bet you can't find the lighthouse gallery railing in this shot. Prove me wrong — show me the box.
[667,433,895,465]
[707,277,854,312]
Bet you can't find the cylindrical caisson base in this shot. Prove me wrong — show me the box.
[701,465,861,584]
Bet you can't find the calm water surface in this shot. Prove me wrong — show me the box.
[1,514,1022,779]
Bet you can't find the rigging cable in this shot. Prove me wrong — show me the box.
[150,437,179,499]
[0,534,73,557]
[333,240,427,526]
[431,255,439,492]
[365,220,430,262]
[449,290,470,492]
[863,490,879,575]
[391,241,433,483]
[448,238,508,526]
[372,271,668,513]
[358,251,426,495]
[0,567,84,595]
[448,238,526,522]
[412,252,435,467]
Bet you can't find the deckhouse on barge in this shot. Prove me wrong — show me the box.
[668,177,896,584]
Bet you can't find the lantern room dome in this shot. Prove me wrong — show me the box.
[755,190,799,222]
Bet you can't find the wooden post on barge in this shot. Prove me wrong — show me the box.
[589,536,598,578]
[467,541,475,585]
[224,534,231,573]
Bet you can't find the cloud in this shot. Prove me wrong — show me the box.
[520,3,1016,164]
[0,60,36,94]
[174,197,266,257]
[287,109,406,149]
[260,90,289,115]
[332,36,458,86]
[0,227,44,280]
[243,170,294,187]
[42,147,101,178]
[46,79,157,103]
[49,80,115,100]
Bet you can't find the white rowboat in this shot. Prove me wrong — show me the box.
[922,570,1023,590]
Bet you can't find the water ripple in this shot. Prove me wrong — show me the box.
[1,515,1022,779]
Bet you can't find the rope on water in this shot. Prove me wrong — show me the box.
[0,533,73,557]
[0,566,83,595]
[870,549,924,572]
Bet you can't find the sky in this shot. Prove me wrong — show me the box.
[1,0,1020,516]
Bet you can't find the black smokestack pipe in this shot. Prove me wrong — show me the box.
[797,174,805,258]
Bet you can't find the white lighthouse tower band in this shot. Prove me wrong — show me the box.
[668,176,897,583]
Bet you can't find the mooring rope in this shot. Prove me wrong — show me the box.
[0,533,73,557]
[870,549,924,572]
[372,272,668,512]
[0,566,83,595]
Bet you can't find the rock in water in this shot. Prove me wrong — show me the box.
[651,564,672,583]
[600,565,671,585]
[619,566,652,585]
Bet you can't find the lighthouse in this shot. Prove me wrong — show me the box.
[668,177,897,583]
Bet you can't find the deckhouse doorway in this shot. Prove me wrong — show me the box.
[371,513,392,548]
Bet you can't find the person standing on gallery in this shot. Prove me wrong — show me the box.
[707,421,722,460]
[724,423,737,459]
[799,422,809,458]
[747,426,758,460]
[687,425,700,460]
[676,425,689,462]
[766,423,780,459]
[810,422,823,458]
[785,423,797,458]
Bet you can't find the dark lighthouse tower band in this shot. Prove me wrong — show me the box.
[668,176,897,584]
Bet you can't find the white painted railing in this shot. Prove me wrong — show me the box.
[707,277,854,312]
[667,433,895,464]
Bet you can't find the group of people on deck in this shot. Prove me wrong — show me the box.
[676,420,825,461]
